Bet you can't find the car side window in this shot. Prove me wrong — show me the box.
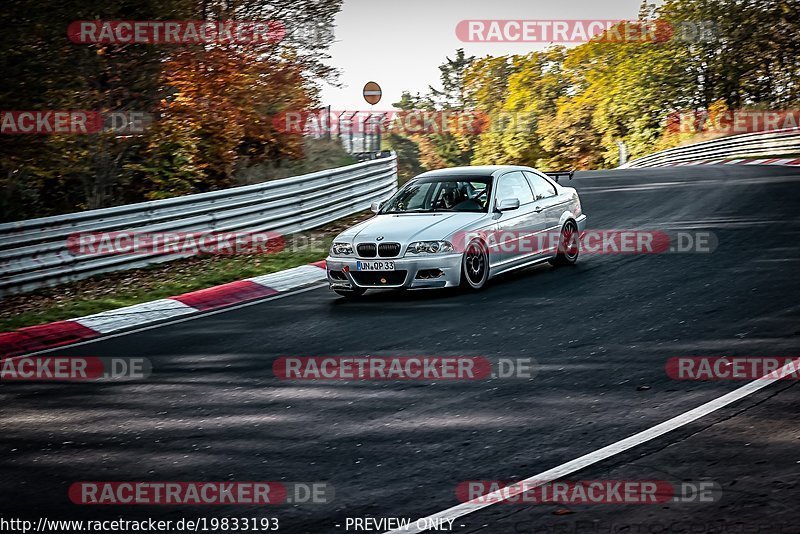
[495,171,535,205]
[524,171,557,200]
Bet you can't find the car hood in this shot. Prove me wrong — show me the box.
[337,212,488,243]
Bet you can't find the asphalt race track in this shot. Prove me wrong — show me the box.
[2,165,799,534]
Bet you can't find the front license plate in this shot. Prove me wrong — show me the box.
[356,260,395,271]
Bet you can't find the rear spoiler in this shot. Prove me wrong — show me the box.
[544,170,574,182]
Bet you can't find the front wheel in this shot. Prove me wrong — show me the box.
[549,220,580,266]
[460,239,489,290]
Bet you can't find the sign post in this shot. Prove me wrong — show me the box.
[362,82,383,155]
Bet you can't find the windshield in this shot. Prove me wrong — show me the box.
[380,176,492,214]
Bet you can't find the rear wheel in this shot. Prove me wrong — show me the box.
[334,287,366,299]
[460,239,489,290]
[550,220,580,266]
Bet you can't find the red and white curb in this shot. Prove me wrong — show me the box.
[0,261,328,358]
[660,157,800,167]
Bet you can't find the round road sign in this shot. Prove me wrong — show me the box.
[363,82,382,105]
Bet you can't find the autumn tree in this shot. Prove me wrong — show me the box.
[0,0,343,221]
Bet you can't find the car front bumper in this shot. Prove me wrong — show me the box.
[326,253,463,290]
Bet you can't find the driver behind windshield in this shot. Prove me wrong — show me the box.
[436,181,483,211]
[380,177,491,213]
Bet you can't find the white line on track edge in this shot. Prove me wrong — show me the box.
[384,358,799,533]
[13,282,327,359]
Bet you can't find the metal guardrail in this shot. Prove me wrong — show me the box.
[620,127,800,168]
[0,154,398,296]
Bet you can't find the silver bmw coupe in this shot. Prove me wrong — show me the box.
[326,165,586,297]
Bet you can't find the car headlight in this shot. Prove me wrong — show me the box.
[330,242,354,256]
[407,241,454,254]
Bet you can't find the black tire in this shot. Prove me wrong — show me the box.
[550,220,580,266]
[460,239,489,290]
[334,287,366,299]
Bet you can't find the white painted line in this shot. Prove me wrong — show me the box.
[724,159,745,165]
[772,158,795,165]
[248,264,327,292]
[75,299,195,334]
[744,159,768,165]
[384,357,800,534]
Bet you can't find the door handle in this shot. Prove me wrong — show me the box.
[533,206,544,213]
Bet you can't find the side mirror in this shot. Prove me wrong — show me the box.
[370,201,381,213]
[496,198,520,212]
